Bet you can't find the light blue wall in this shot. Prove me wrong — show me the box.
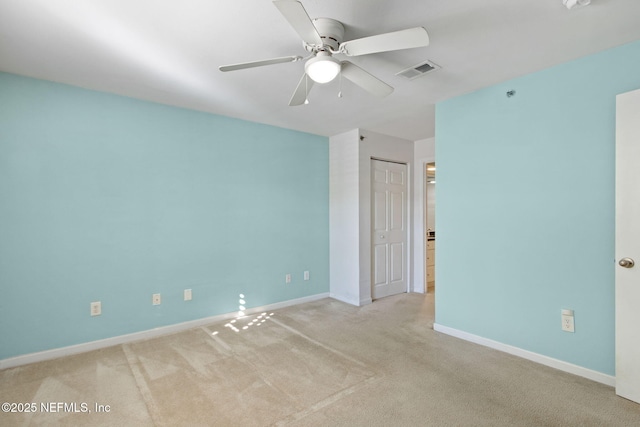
[0,72,329,360]
[435,40,640,375]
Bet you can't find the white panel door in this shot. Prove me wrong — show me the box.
[616,88,640,404]
[372,159,407,299]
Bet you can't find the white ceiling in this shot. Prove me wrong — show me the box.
[2,0,640,141]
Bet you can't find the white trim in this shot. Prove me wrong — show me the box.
[416,156,435,294]
[0,293,329,370]
[328,292,372,307]
[370,158,411,301]
[359,297,373,306]
[413,136,435,295]
[433,323,615,387]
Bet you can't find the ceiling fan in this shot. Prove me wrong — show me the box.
[219,0,430,106]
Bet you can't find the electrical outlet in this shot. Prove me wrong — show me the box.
[152,293,161,305]
[90,301,101,316]
[285,274,291,284]
[561,309,575,333]
[304,271,310,281]
[184,289,192,301]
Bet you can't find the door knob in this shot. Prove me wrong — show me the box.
[619,257,635,268]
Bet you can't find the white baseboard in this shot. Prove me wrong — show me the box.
[0,293,330,370]
[433,323,615,387]
[329,292,360,306]
[329,292,373,307]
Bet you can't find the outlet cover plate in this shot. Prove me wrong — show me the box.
[90,301,101,316]
[562,314,575,332]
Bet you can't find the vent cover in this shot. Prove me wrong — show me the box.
[396,60,440,80]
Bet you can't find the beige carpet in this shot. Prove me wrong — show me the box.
[1,293,639,426]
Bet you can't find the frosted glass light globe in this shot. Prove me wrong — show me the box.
[305,54,341,84]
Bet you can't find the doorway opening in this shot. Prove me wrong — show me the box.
[425,162,436,293]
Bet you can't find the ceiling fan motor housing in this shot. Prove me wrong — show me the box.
[305,18,345,52]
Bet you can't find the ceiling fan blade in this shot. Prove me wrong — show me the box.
[340,61,393,97]
[289,73,315,106]
[273,0,323,46]
[340,27,429,56]
[219,55,302,72]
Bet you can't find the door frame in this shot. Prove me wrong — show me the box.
[370,158,410,300]
[423,160,436,294]
[415,156,435,294]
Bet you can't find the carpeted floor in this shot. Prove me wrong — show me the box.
[1,292,639,426]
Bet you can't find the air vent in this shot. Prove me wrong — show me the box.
[396,60,440,80]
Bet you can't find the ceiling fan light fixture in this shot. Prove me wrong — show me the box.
[563,0,591,9]
[305,53,341,84]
